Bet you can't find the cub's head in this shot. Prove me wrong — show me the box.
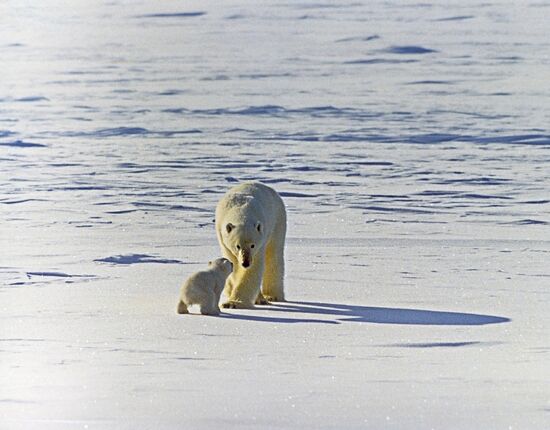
[208,257,233,276]
[223,221,263,269]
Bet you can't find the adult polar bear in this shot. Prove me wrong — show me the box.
[215,182,286,308]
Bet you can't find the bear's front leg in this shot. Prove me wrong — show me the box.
[223,272,236,299]
[221,263,263,309]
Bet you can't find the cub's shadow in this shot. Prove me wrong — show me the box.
[220,301,510,326]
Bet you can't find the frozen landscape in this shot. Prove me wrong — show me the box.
[1,0,549,428]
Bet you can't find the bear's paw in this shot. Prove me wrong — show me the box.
[255,294,271,306]
[263,295,285,303]
[221,300,254,309]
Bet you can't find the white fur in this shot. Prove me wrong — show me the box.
[177,258,233,315]
[215,182,287,308]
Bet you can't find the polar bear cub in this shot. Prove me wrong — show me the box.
[177,258,233,315]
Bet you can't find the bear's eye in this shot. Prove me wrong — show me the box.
[236,245,241,250]
[251,244,255,249]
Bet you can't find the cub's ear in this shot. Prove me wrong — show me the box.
[226,223,235,234]
[256,222,262,233]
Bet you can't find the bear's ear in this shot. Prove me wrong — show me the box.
[256,222,262,233]
[226,223,234,234]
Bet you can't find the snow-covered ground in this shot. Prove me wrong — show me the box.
[1,1,549,428]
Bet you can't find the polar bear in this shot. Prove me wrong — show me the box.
[177,258,233,315]
[215,182,287,309]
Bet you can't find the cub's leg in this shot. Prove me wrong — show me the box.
[177,301,189,314]
[200,295,221,316]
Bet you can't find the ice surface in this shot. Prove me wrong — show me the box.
[1,0,549,429]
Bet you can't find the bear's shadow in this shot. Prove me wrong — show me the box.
[220,300,510,326]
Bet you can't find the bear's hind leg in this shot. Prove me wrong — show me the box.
[262,236,285,302]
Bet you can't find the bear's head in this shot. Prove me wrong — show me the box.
[223,221,263,269]
[208,257,233,276]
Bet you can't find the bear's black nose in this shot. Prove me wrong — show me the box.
[242,261,250,268]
